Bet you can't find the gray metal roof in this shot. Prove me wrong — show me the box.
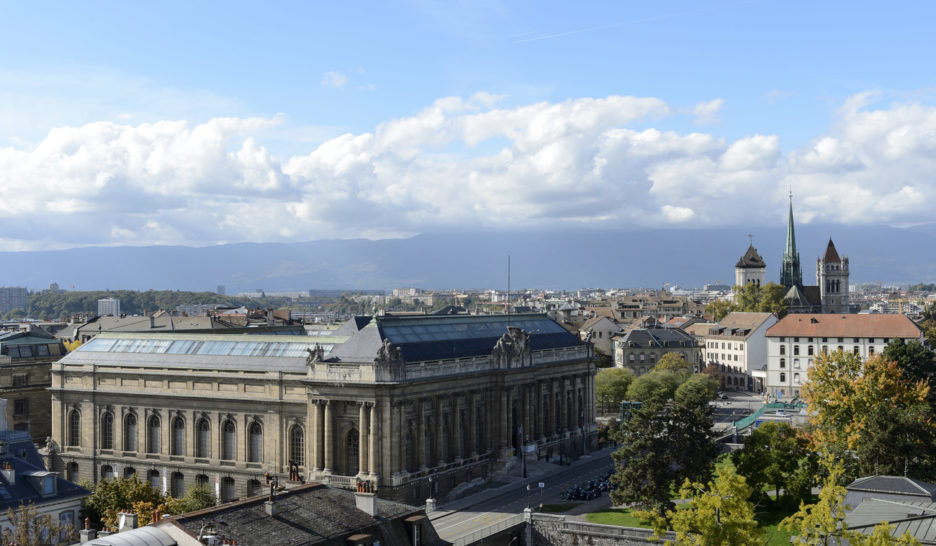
[86,526,177,546]
[846,498,936,544]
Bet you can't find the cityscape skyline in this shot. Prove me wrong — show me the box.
[1,1,936,253]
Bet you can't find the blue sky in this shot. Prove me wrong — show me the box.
[2,0,936,250]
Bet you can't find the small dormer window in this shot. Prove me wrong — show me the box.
[43,477,54,495]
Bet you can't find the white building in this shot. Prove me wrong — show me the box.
[702,312,778,391]
[97,297,120,317]
[764,314,923,399]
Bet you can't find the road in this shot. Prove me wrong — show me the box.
[430,450,614,543]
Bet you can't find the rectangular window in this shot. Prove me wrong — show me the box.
[853,338,859,343]
[794,372,800,384]
[780,337,785,342]
[808,337,814,342]
[35,344,49,357]
[780,372,786,382]
[869,346,875,355]
[822,345,828,354]
[793,346,800,356]
[794,359,800,369]
[794,337,799,342]
[854,346,860,355]
[12,374,27,388]
[822,337,828,342]
[838,338,844,342]
[6,347,19,358]
[17,346,31,358]
[883,338,889,344]
[13,399,27,416]
[780,358,786,369]
[808,345,814,356]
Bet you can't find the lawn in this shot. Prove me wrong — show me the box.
[585,508,654,528]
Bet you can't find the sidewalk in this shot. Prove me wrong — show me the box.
[428,445,616,521]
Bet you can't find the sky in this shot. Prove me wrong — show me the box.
[2,0,936,251]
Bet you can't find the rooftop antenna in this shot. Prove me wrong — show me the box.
[748,233,753,247]
[507,255,511,328]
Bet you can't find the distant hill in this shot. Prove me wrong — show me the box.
[2,225,935,292]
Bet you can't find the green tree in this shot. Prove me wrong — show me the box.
[733,282,788,317]
[626,372,682,406]
[641,467,761,545]
[781,456,853,545]
[82,475,165,531]
[705,299,736,322]
[611,373,718,513]
[804,352,936,479]
[882,338,935,386]
[731,421,813,504]
[595,368,634,413]
[652,352,693,375]
[3,502,76,545]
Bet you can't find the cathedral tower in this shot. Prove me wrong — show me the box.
[817,239,849,313]
[735,242,766,288]
[780,192,803,289]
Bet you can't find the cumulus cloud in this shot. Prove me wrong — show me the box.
[321,71,348,88]
[1,91,936,250]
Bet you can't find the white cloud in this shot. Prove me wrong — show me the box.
[692,99,723,125]
[321,71,348,89]
[2,91,936,250]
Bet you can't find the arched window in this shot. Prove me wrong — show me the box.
[100,412,114,450]
[248,422,263,463]
[196,419,211,458]
[148,469,161,491]
[347,429,360,475]
[124,413,138,452]
[147,415,161,454]
[101,464,115,479]
[247,479,262,498]
[220,477,235,502]
[289,426,304,466]
[67,410,81,447]
[124,467,136,479]
[780,345,786,355]
[195,474,209,488]
[171,472,185,497]
[171,417,185,456]
[221,421,235,460]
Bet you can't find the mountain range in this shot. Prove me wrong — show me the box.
[2,224,934,292]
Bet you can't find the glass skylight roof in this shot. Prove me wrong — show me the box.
[381,317,567,344]
[80,337,333,358]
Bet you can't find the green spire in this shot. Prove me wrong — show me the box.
[780,191,802,288]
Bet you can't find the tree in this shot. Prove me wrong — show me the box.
[641,467,762,545]
[731,421,813,504]
[82,475,164,531]
[882,338,935,386]
[626,372,682,406]
[611,373,718,513]
[732,282,788,317]
[2,502,76,546]
[705,299,736,322]
[653,352,693,375]
[803,351,936,479]
[595,368,634,413]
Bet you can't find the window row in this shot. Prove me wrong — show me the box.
[98,466,258,502]
[66,411,305,466]
[778,336,890,344]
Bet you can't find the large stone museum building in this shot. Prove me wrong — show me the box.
[49,313,595,503]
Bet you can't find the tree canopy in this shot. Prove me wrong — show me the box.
[82,476,215,531]
[882,338,935,386]
[641,467,762,546]
[595,368,634,412]
[803,351,936,479]
[731,421,815,505]
[611,373,719,513]
[705,282,788,321]
[652,352,694,375]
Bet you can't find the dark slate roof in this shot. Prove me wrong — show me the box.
[849,476,936,500]
[328,313,582,363]
[166,484,422,546]
[332,316,374,337]
[0,430,89,512]
[823,239,841,262]
[619,326,695,348]
[735,244,766,269]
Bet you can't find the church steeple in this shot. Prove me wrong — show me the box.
[780,191,802,288]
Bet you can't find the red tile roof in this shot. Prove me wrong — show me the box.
[766,314,921,338]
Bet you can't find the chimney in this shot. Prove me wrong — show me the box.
[149,316,155,328]
[355,491,378,517]
[118,511,138,532]
[79,517,97,543]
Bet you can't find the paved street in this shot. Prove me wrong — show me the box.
[430,448,615,543]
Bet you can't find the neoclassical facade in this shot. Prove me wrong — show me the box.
[49,314,595,504]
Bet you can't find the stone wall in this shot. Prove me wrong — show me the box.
[528,513,675,545]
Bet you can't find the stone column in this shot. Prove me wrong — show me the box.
[358,403,367,476]
[310,401,321,472]
[501,387,511,448]
[323,401,333,473]
[368,402,377,477]
[561,378,568,432]
[417,400,426,468]
[391,402,402,474]
[454,396,463,459]
[436,398,445,465]
[469,394,478,456]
